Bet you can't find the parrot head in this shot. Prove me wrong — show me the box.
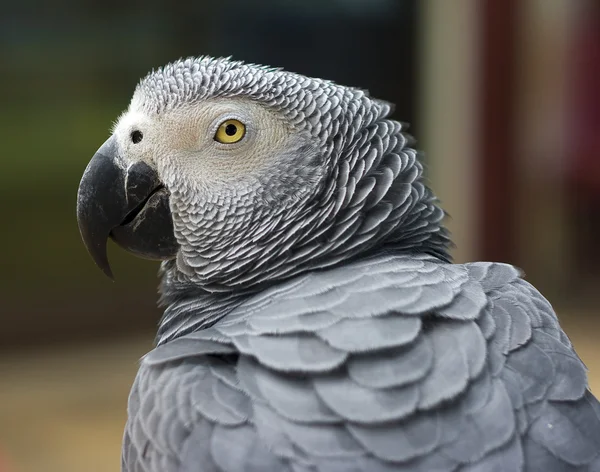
[77,57,449,288]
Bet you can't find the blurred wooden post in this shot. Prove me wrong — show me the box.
[419,0,479,263]
[477,0,519,263]
[513,0,583,297]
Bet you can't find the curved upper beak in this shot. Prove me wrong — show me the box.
[76,136,178,279]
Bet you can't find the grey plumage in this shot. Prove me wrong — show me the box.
[126,255,600,471]
[76,56,600,471]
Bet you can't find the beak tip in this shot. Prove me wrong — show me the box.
[78,224,116,281]
[100,264,115,281]
[91,243,115,281]
[88,245,116,281]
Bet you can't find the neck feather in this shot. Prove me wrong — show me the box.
[157,120,452,343]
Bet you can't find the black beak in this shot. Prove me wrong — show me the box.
[76,136,178,279]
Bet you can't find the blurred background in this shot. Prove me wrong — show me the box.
[0,0,599,471]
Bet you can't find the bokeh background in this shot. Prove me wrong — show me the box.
[1,1,599,471]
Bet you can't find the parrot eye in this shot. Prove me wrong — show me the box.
[131,130,143,144]
[214,119,246,144]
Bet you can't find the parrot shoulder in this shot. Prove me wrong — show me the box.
[470,262,600,470]
[124,343,293,472]
[123,255,600,471]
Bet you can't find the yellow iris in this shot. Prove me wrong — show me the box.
[214,119,246,144]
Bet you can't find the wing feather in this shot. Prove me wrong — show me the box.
[123,254,600,472]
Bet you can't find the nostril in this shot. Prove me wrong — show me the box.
[131,130,143,144]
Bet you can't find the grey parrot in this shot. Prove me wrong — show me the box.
[76,56,600,472]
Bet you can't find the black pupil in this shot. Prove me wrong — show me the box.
[225,124,237,136]
[131,130,143,144]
